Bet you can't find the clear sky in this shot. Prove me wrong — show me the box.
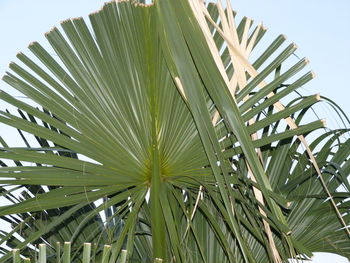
[0,0,349,262]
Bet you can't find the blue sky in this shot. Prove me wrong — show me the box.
[0,0,349,262]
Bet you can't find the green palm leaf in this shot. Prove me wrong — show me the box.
[0,1,349,262]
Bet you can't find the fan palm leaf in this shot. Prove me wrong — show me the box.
[0,0,349,262]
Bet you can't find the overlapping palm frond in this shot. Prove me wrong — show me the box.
[0,0,349,262]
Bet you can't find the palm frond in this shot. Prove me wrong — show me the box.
[0,1,349,262]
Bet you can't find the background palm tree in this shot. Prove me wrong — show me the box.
[0,0,349,262]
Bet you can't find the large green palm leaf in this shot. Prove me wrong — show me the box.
[0,0,349,262]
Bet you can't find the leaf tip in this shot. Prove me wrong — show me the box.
[60,18,73,25]
[72,17,83,22]
[316,93,321,101]
[89,10,100,16]
[16,52,24,58]
[44,27,57,37]
[8,62,15,70]
[28,41,38,48]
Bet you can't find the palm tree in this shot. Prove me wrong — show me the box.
[0,0,349,262]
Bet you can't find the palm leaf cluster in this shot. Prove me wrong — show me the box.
[0,0,349,262]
